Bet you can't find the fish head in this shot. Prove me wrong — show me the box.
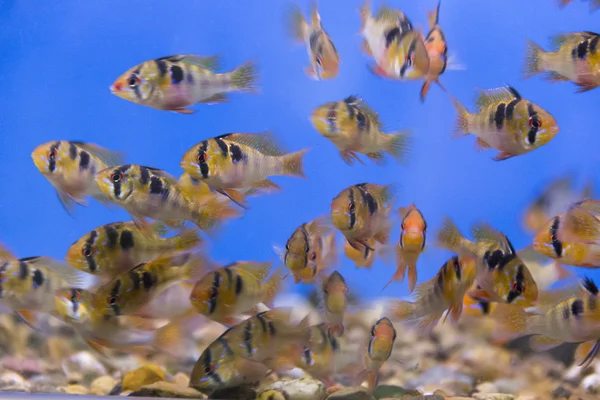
[312,34,340,80]
[403,34,430,80]
[54,289,92,325]
[180,141,211,181]
[331,187,361,232]
[94,165,135,203]
[533,217,563,259]
[66,231,101,274]
[110,61,158,105]
[189,271,220,316]
[323,271,348,313]
[284,226,314,274]
[507,262,539,307]
[189,346,236,391]
[310,101,341,137]
[520,106,560,150]
[31,140,71,177]
[400,207,427,249]
[178,173,211,197]
[524,205,549,233]
[368,316,396,359]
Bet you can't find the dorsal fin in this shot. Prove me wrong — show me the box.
[474,86,520,111]
[344,96,382,129]
[582,277,599,296]
[213,132,286,156]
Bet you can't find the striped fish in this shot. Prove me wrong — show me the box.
[450,86,559,161]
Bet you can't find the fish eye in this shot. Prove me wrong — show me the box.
[81,245,93,258]
[347,202,355,213]
[110,171,124,184]
[309,252,317,261]
[108,295,120,306]
[128,74,141,88]
[316,56,323,67]
[528,116,542,129]
[323,287,329,295]
[196,152,206,164]
[47,148,57,161]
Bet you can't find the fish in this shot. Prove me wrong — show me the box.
[559,0,600,11]
[190,308,310,389]
[274,216,337,284]
[533,199,600,267]
[437,217,539,307]
[344,238,378,269]
[189,261,283,325]
[357,317,397,393]
[330,183,393,257]
[523,175,594,234]
[180,132,308,208]
[179,172,281,203]
[110,55,257,113]
[290,3,340,80]
[0,243,99,329]
[31,140,124,214]
[518,247,572,291]
[420,1,448,102]
[257,390,290,400]
[65,221,201,280]
[490,277,600,369]
[388,204,426,292]
[54,288,201,358]
[321,271,348,337]
[85,252,209,319]
[450,85,560,161]
[310,95,411,166]
[94,164,239,233]
[524,31,600,92]
[388,255,478,334]
[359,0,429,80]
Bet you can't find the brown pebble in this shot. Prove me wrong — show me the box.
[122,364,166,392]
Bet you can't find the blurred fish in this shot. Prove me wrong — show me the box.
[95,164,239,233]
[86,252,208,319]
[524,31,600,92]
[179,172,281,203]
[450,86,560,161]
[533,199,600,267]
[31,140,124,214]
[110,55,257,113]
[388,204,426,292]
[491,277,600,368]
[359,0,429,80]
[66,221,201,280]
[344,238,377,269]
[330,183,393,257]
[420,1,448,102]
[310,95,411,165]
[357,317,397,393]
[289,3,340,80]
[523,175,594,234]
[321,271,348,337]
[438,218,539,307]
[518,247,572,290]
[180,132,308,208]
[55,288,201,358]
[559,0,600,11]
[0,243,98,329]
[189,261,283,325]
[274,216,337,284]
[388,255,478,334]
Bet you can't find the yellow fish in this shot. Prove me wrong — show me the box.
[31,140,123,213]
[178,172,280,203]
[110,55,257,113]
[290,3,340,80]
[357,317,397,393]
[310,95,411,166]
[450,86,559,161]
[321,271,348,337]
[525,31,600,92]
[420,1,448,102]
[180,132,308,208]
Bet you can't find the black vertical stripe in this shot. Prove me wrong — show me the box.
[356,184,378,215]
[590,35,599,54]
[170,65,184,84]
[243,320,254,355]
[140,167,150,185]
[48,141,60,173]
[550,217,563,257]
[214,138,228,157]
[343,97,356,120]
[197,141,210,178]
[19,261,29,280]
[130,271,141,290]
[571,299,584,318]
[69,143,77,160]
[105,225,119,249]
[85,230,98,273]
[230,144,243,164]
[348,188,356,229]
[505,99,520,121]
[141,271,154,290]
[109,280,122,315]
[112,168,122,198]
[120,230,135,250]
[235,274,243,295]
[155,59,168,77]
[32,269,44,289]
[563,303,570,320]
[494,103,506,130]
[224,267,234,287]
[149,176,164,195]
[208,272,220,314]
[79,151,90,170]
[327,103,337,133]
[385,27,401,47]
[577,41,588,59]
[452,256,461,281]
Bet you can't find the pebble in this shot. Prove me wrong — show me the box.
[61,351,107,379]
[173,372,190,387]
[581,374,600,394]
[129,381,207,398]
[90,375,117,395]
[472,394,515,400]
[60,384,89,395]
[1,356,44,376]
[551,386,571,399]
[0,371,30,392]
[264,378,327,400]
[405,365,474,392]
[67,372,82,384]
[326,386,374,400]
[122,364,167,392]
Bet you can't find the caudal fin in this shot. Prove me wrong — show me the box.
[173,228,202,252]
[280,149,309,178]
[448,95,470,138]
[230,61,258,93]
[523,40,546,79]
[436,217,466,253]
[263,267,285,307]
[420,80,432,103]
[190,196,241,233]
[289,4,309,41]
[359,0,371,32]
[384,130,411,164]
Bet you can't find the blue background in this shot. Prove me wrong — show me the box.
[1,0,599,300]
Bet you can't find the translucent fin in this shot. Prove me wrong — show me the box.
[562,207,600,242]
[198,93,228,104]
[26,257,99,290]
[523,40,546,79]
[175,54,221,71]
[474,86,521,110]
[70,142,125,167]
[289,4,309,41]
[235,261,273,282]
[528,335,563,352]
[221,131,285,156]
[280,149,309,178]
[448,94,470,138]
[359,0,371,31]
[229,60,258,93]
[436,217,468,254]
[383,130,411,164]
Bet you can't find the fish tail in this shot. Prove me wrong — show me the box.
[427,1,441,28]
[263,266,285,307]
[229,60,258,93]
[436,217,466,253]
[384,130,411,164]
[383,251,408,290]
[366,370,378,394]
[359,0,371,32]
[280,148,309,178]
[523,40,545,79]
[172,228,202,252]
[310,2,321,27]
[489,303,530,342]
[387,299,416,320]
[411,312,444,335]
[190,196,241,233]
[183,254,212,282]
[323,232,338,268]
[449,95,470,138]
[290,4,309,41]
[420,80,432,103]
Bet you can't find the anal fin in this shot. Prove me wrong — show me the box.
[475,137,492,152]
[198,93,229,104]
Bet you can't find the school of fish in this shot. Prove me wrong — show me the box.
[7,1,600,397]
